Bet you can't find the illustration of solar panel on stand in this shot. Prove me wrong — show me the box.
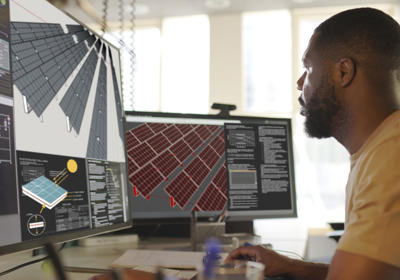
[22,176,67,210]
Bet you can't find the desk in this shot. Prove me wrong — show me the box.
[0,236,307,280]
[0,237,202,280]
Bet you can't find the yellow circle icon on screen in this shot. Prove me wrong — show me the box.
[67,159,78,173]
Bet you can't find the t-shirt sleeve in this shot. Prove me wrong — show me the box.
[337,143,400,267]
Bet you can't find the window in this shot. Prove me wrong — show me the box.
[161,16,210,114]
[109,16,210,113]
[243,11,292,115]
[129,28,161,111]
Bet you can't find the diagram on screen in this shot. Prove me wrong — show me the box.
[126,123,228,212]
[22,159,77,213]
[9,13,124,162]
[26,213,46,237]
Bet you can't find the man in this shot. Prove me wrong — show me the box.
[226,7,400,280]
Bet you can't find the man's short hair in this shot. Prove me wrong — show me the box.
[314,8,400,70]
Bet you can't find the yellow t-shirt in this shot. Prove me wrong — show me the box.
[337,110,400,267]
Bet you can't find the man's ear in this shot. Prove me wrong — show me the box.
[334,58,356,87]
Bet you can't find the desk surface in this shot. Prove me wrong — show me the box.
[0,237,194,280]
[0,236,306,280]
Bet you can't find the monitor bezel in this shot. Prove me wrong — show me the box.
[125,110,297,223]
[0,222,133,256]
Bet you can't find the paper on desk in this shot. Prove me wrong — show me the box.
[110,249,228,270]
[130,265,198,280]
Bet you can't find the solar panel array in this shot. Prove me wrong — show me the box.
[10,22,96,117]
[59,48,99,134]
[126,123,227,211]
[86,46,107,160]
[108,48,124,141]
[22,176,67,209]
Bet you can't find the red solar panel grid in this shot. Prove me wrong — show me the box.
[194,125,212,140]
[170,140,192,162]
[218,130,225,140]
[125,131,139,151]
[130,164,164,197]
[210,136,225,156]
[185,158,209,185]
[127,159,139,175]
[148,123,169,133]
[165,173,198,208]
[207,125,220,133]
[162,125,183,144]
[147,133,170,154]
[131,124,155,142]
[196,183,227,211]
[128,142,156,167]
[153,150,180,177]
[212,166,228,193]
[184,131,202,150]
[199,146,220,169]
[175,124,193,135]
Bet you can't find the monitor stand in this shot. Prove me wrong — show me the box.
[190,212,256,251]
[225,221,254,235]
[190,212,225,251]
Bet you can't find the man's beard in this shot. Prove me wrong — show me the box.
[301,80,344,139]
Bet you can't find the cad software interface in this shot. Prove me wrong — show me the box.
[0,0,129,249]
[126,115,296,220]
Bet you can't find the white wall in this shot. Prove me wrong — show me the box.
[209,14,244,115]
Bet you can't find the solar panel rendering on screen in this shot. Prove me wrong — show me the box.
[22,176,68,210]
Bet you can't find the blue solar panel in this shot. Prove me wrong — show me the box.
[22,176,67,208]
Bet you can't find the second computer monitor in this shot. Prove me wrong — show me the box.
[125,112,296,222]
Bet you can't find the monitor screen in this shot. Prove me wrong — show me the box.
[126,112,296,222]
[0,0,131,255]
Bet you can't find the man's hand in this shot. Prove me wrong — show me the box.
[226,245,329,280]
[225,245,293,277]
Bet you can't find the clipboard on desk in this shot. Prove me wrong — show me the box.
[110,249,229,279]
[110,249,209,270]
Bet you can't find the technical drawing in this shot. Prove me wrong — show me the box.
[22,176,68,210]
[10,22,96,117]
[27,214,46,237]
[22,159,77,211]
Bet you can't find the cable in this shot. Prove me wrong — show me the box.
[101,0,109,34]
[129,0,136,110]
[274,249,304,260]
[118,0,125,110]
[0,255,48,277]
[0,243,67,277]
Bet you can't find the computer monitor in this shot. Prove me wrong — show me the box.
[125,111,296,226]
[0,0,131,255]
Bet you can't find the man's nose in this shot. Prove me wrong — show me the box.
[297,72,305,91]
